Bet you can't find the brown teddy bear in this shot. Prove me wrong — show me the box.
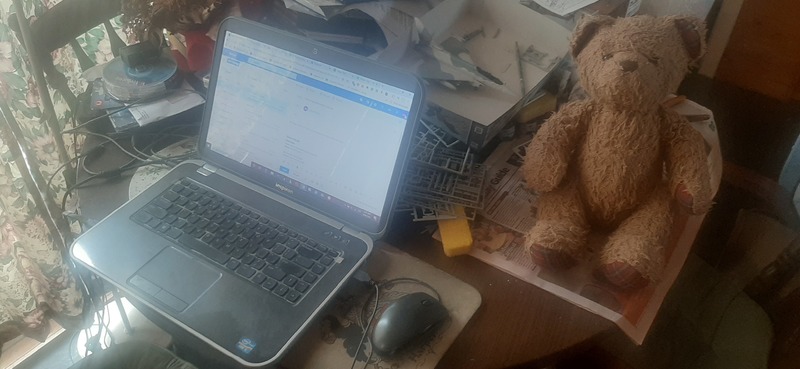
[522,15,713,290]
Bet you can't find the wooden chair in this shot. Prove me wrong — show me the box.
[7,0,125,111]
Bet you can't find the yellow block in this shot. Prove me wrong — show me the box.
[437,206,473,257]
[515,92,557,123]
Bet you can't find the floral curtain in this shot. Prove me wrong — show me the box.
[0,0,119,346]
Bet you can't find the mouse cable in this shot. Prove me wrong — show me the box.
[351,282,380,369]
[379,277,442,302]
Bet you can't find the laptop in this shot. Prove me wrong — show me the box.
[71,17,423,367]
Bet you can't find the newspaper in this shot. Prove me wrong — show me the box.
[463,99,723,344]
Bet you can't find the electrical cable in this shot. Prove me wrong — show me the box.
[62,88,205,134]
[60,154,195,211]
[349,276,443,369]
[351,282,380,369]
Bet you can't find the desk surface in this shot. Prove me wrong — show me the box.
[76,134,613,369]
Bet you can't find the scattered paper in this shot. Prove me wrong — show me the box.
[523,0,598,16]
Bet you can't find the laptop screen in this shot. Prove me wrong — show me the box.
[203,30,418,233]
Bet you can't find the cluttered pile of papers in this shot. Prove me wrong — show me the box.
[285,0,574,149]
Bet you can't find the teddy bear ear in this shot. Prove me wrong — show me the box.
[571,15,615,57]
[672,16,708,62]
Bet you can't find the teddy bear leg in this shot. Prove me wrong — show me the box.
[599,186,673,290]
[528,180,589,269]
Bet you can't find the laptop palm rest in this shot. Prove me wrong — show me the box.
[129,247,221,312]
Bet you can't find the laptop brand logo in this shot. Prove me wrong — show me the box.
[236,338,256,354]
[275,183,294,195]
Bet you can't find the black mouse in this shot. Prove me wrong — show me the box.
[370,292,449,357]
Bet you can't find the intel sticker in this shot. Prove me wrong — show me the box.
[236,338,256,354]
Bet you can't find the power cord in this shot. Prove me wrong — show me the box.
[351,281,380,369]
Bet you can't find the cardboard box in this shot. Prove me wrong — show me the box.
[404,0,572,149]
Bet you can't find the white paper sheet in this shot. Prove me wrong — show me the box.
[528,0,598,16]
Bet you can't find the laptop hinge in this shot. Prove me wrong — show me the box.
[341,225,359,235]
[197,163,218,176]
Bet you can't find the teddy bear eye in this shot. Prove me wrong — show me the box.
[602,54,612,61]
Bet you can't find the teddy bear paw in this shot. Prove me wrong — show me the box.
[530,244,577,269]
[599,261,649,290]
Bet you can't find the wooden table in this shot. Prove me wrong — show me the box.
[76,130,613,369]
[384,224,612,369]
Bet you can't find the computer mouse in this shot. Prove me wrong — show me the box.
[370,292,449,357]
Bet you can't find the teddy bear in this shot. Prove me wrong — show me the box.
[521,15,713,290]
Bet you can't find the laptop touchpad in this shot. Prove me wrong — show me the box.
[130,247,222,312]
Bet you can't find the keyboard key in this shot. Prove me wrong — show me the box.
[178,234,229,264]
[265,254,280,265]
[298,235,307,242]
[278,226,288,233]
[156,223,171,233]
[165,227,182,239]
[178,209,191,218]
[146,218,161,229]
[302,273,317,284]
[275,285,289,297]
[273,245,286,255]
[226,259,240,270]
[284,250,298,260]
[320,256,334,266]
[286,240,299,249]
[284,276,298,287]
[145,206,168,219]
[286,290,300,303]
[252,273,267,285]
[256,248,269,259]
[236,265,256,278]
[162,191,179,201]
[230,248,245,259]
[262,278,277,291]
[234,237,249,248]
[153,197,172,209]
[252,259,266,271]
[297,246,322,260]
[173,219,188,229]
[164,215,178,224]
[132,211,152,224]
[278,260,305,277]
[276,235,289,244]
[242,254,255,265]
[187,215,200,224]
[288,231,297,238]
[295,282,309,293]
[293,255,314,269]
[311,264,325,275]
[264,265,286,281]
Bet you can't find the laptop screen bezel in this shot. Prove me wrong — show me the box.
[199,17,423,238]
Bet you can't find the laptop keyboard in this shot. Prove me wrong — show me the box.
[131,178,342,304]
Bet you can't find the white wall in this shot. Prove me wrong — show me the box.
[636,0,745,77]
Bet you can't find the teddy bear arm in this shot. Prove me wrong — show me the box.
[522,103,589,192]
[664,117,713,214]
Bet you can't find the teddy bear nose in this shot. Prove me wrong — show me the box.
[619,60,639,72]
